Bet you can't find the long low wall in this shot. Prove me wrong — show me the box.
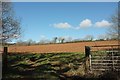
[8,40,119,53]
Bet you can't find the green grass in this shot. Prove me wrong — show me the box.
[3,52,86,79]
[3,52,120,80]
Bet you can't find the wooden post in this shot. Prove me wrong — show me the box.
[2,47,8,73]
[85,46,91,72]
[89,54,91,71]
[85,46,90,57]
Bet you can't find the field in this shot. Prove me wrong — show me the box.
[3,40,120,80]
[8,40,118,53]
[3,52,87,79]
[3,52,120,80]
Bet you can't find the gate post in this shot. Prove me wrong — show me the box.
[2,47,8,73]
[85,46,91,72]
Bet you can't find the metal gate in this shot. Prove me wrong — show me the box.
[90,45,120,71]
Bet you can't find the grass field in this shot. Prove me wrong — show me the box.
[3,52,87,79]
[2,52,120,80]
[2,40,119,80]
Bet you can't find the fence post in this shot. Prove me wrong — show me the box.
[2,47,8,73]
[85,46,91,72]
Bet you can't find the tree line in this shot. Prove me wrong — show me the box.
[14,35,117,46]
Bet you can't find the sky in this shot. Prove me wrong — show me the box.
[12,2,118,42]
[6,0,120,2]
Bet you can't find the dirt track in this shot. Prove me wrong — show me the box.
[8,40,118,53]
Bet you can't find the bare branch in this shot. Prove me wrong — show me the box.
[0,2,21,43]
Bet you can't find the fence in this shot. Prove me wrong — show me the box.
[85,45,120,72]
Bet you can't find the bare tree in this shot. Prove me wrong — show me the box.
[39,38,50,44]
[107,11,119,40]
[58,37,61,43]
[61,38,65,43]
[26,39,36,46]
[0,2,21,44]
[53,37,57,43]
[84,35,94,41]
[97,34,109,40]
[58,37,65,43]
[16,40,23,45]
